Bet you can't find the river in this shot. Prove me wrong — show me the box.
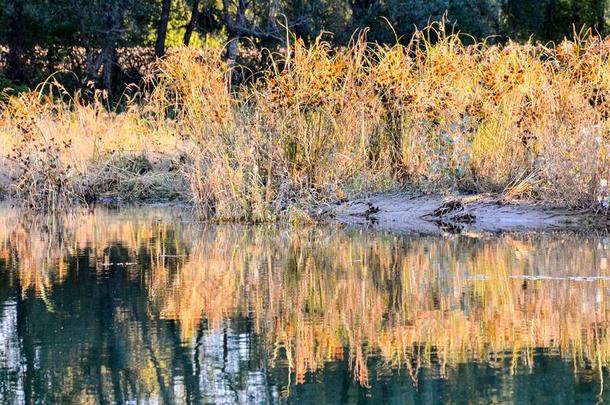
[0,205,608,403]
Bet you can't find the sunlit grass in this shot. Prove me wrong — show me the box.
[0,21,608,216]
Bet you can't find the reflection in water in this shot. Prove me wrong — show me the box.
[0,205,609,403]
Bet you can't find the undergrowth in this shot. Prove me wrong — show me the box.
[0,21,608,218]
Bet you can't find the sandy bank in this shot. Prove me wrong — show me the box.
[322,192,608,234]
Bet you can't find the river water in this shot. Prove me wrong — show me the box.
[0,205,608,404]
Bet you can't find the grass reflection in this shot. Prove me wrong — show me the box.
[1,206,609,392]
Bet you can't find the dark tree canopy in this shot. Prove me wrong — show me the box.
[0,0,608,91]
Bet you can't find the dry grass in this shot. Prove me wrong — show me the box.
[0,22,608,217]
[0,83,193,212]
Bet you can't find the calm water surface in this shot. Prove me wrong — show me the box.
[0,205,609,404]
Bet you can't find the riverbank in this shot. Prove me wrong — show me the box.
[1,24,608,217]
[1,190,604,236]
[322,191,609,234]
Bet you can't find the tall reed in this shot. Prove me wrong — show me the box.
[0,22,608,217]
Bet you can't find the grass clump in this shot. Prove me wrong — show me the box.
[0,82,194,212]
[0,21,608,218]
[4,93,82,212]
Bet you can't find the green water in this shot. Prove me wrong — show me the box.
[0,206,609,404]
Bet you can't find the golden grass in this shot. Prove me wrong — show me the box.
[0,22,608,216]
[0,86,193,210]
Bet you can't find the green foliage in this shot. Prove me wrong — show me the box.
[0,0,608,89]
[504,0,607,41]
[0,72,28,101]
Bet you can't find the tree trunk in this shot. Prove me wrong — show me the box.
[184,0,201,46]
[222,0,247,64]
[81,4,125,93]
[6,2,25,83]
[268,0,280,29]
[155,0,172,57]
[101,49,119,94]
[226,37,239,64]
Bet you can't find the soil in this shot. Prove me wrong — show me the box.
[320,192,609,235]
